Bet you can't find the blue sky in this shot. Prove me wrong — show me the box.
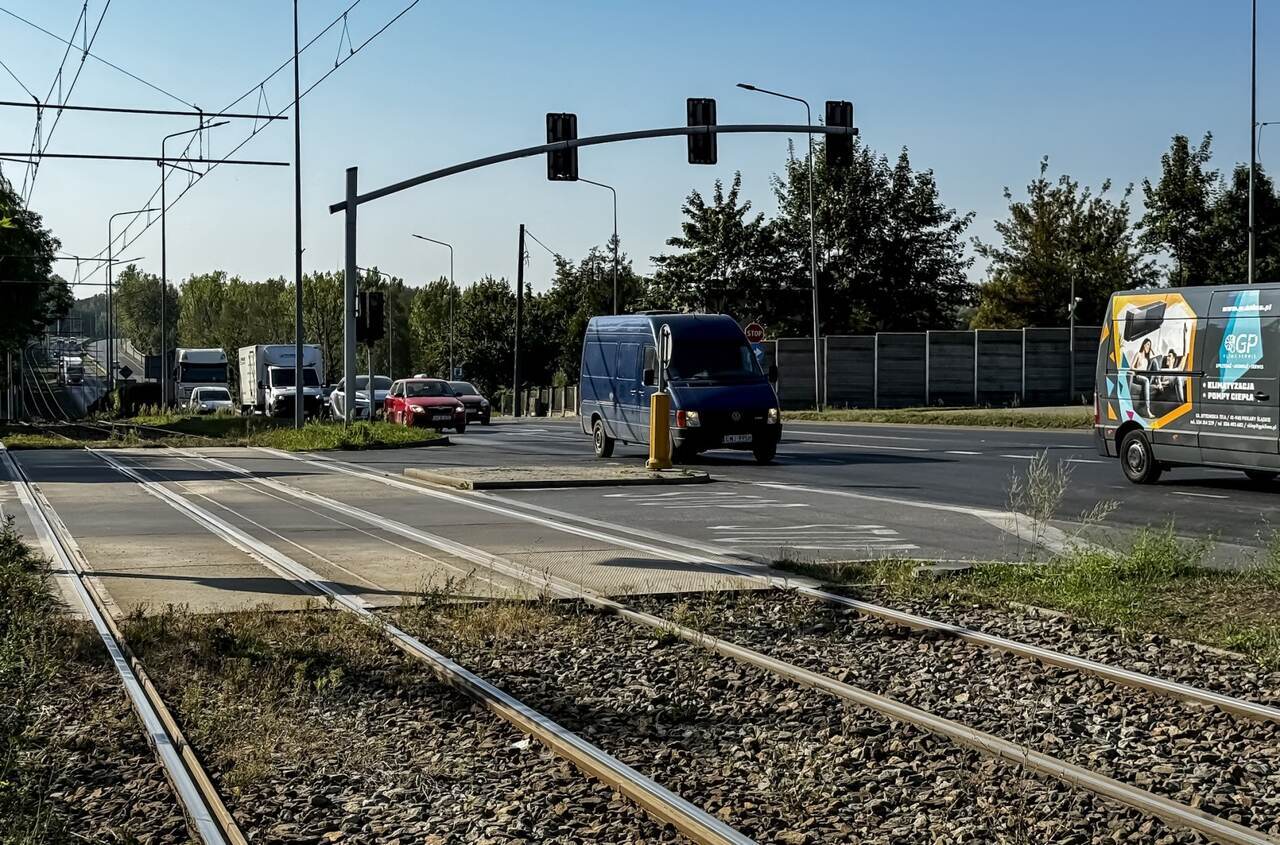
[0,1,1268,299]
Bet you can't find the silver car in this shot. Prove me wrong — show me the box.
[189,386,234,414]
[329,375,392,420]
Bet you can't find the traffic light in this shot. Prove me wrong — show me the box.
[546,112,578,181]
[687,97,717,165]
[356,290,385,344]
[825,100,855,168]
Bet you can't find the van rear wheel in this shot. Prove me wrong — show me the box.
[1119,429,1162,484]
[592,418,615,458]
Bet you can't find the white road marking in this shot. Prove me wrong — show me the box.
[785,440,929,452]
[708,520,918,552]
[604,489,810,510]
[945,450,982,455]
[1065,458,1105,465]
[1001,454,1037,460]
[1172,491,1230,500]
[785,430,929,442]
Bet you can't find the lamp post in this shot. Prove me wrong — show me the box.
[107,207,157,392]
[1250,0,1258,285]
[578,178,619,314]
[737,82,821,410]
[411,234,455,378]
[159,120,227,405]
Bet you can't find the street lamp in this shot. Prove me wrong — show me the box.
[411,234,455,378]
[159,120,227,405]
[737,82,822,410]
[107,207,158,392]
[578,178,619,314]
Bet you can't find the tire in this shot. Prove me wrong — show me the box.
[455,420,467,434]
[481,413,491,426]
[1244,469,1278,483]
[752,441,777,465]
[671,439,697,464]
[592,418,615,458]
[1119,429,1162,484]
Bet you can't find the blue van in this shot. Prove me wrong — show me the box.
[578,313,782,463]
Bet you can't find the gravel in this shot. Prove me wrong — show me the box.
[834,586,1280,705]
[630,591,1280,837]
[401,601,1210,845]
[136,610,682,845]
[25,642,194,843]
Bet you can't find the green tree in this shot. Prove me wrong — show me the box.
[114,264,176,354]
[648,173,785,320]
[408,278,452,379]
[772,142,975,333]
[0,171,70,353]
[1203,162,1280,284]
[455,276,514,396]
[973,158,1156,328]
[542,240,643,380]
[302,270,344,383]
[1139,133,1219,286]
[177,270,228,347]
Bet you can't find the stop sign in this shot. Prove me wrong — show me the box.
[744,322,766,343]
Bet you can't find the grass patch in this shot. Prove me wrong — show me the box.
[123,605,395,793]
[785,406,1092,429]
[1,418,440,451]
[786,526,1280,669]
[0,517,79,841]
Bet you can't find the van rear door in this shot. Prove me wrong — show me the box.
[1196,288,1280,460]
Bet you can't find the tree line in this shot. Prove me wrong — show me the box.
[13,130,1280,399]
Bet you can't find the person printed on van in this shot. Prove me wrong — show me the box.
[1131,337,1156,418]
[1156,323,1190,404]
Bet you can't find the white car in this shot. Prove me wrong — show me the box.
[189,386,234,414]
[329,375,392,420]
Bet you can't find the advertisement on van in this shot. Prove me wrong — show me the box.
[1106,293,1196,427]
[1192,288,1280,438]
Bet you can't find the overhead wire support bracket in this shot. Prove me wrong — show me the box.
[0,100,286,121]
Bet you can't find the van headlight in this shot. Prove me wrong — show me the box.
[767,407,779,424]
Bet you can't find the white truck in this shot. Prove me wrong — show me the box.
[173,348,229,405]
[60,355,84,385]
[237,344,324,417]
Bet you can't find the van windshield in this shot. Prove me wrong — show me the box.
[270,367,320,387]
[667,339,762,383]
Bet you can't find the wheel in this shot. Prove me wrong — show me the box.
[455,420,467,434]
[1244,469,1278,483]
[481,413,491,426]
[671,438,697,464]
[1119,429,1162,484]
[592,418,615,458]
[752,441,777,465]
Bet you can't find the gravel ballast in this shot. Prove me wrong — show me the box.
[129,608,682,844]
[397,600,1212,845]
[631,591,1280,836]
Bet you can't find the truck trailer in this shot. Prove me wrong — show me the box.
[237,344,324,417]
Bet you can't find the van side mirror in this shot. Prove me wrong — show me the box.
[642,368,656,386]
[768,364,778,382]
[258,380,264,390]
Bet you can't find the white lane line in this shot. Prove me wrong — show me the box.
[945,450,982,455]
[786,440,929,453]
[1065,458,1105,465]
[1172,491,1230,500]
[707,523,881,530]
[784,430,929,442]
[1001,454,1036,460]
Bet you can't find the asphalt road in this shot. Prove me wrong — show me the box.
[413,417,1280,554]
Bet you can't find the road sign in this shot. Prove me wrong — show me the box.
[118,365,133,380]
[744,322,766,343]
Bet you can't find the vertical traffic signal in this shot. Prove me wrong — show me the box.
[687,98,717,165]
[356,290,386,344]
[825,100,855,168]
[546,113,578,181]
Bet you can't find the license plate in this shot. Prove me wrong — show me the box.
[433,414,452,421]
[722,433,752,445]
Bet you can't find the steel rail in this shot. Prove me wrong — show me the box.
[83,448,757,845]
[0,445,244,845]
[172,450,1279,845]
[255,448,1280,724]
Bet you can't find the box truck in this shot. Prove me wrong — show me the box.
[172,348,229,405]
[237,344,324,417]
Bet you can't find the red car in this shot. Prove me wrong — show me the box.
[384,378,468,432]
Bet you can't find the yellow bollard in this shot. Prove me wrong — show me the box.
[646,391,672,470]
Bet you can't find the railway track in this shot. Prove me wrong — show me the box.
[1,442,756,844]
[65,445,1280,844]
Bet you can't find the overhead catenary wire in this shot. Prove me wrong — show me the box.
[77,0,417,287]
[523,229,562,261]
[0,55,37,101]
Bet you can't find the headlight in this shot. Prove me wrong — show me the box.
[767,407,779,424]
[411,405,425,413]
[480,399,489,407]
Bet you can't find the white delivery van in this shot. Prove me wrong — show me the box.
[237,344,324,417]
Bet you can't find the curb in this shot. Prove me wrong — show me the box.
[403,466,709,490]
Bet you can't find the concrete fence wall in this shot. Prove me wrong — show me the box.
[774,325,1100,410]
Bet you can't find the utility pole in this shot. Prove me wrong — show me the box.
[513,224,525,418]
[1251,0,1259,284]
[293,0,305,426]
[343,167,358,425]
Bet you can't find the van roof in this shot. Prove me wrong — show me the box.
[586,313,744,339]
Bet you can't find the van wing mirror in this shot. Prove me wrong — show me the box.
[768,364,778,382]
[258,380,264,390]
[642,368,656,387]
